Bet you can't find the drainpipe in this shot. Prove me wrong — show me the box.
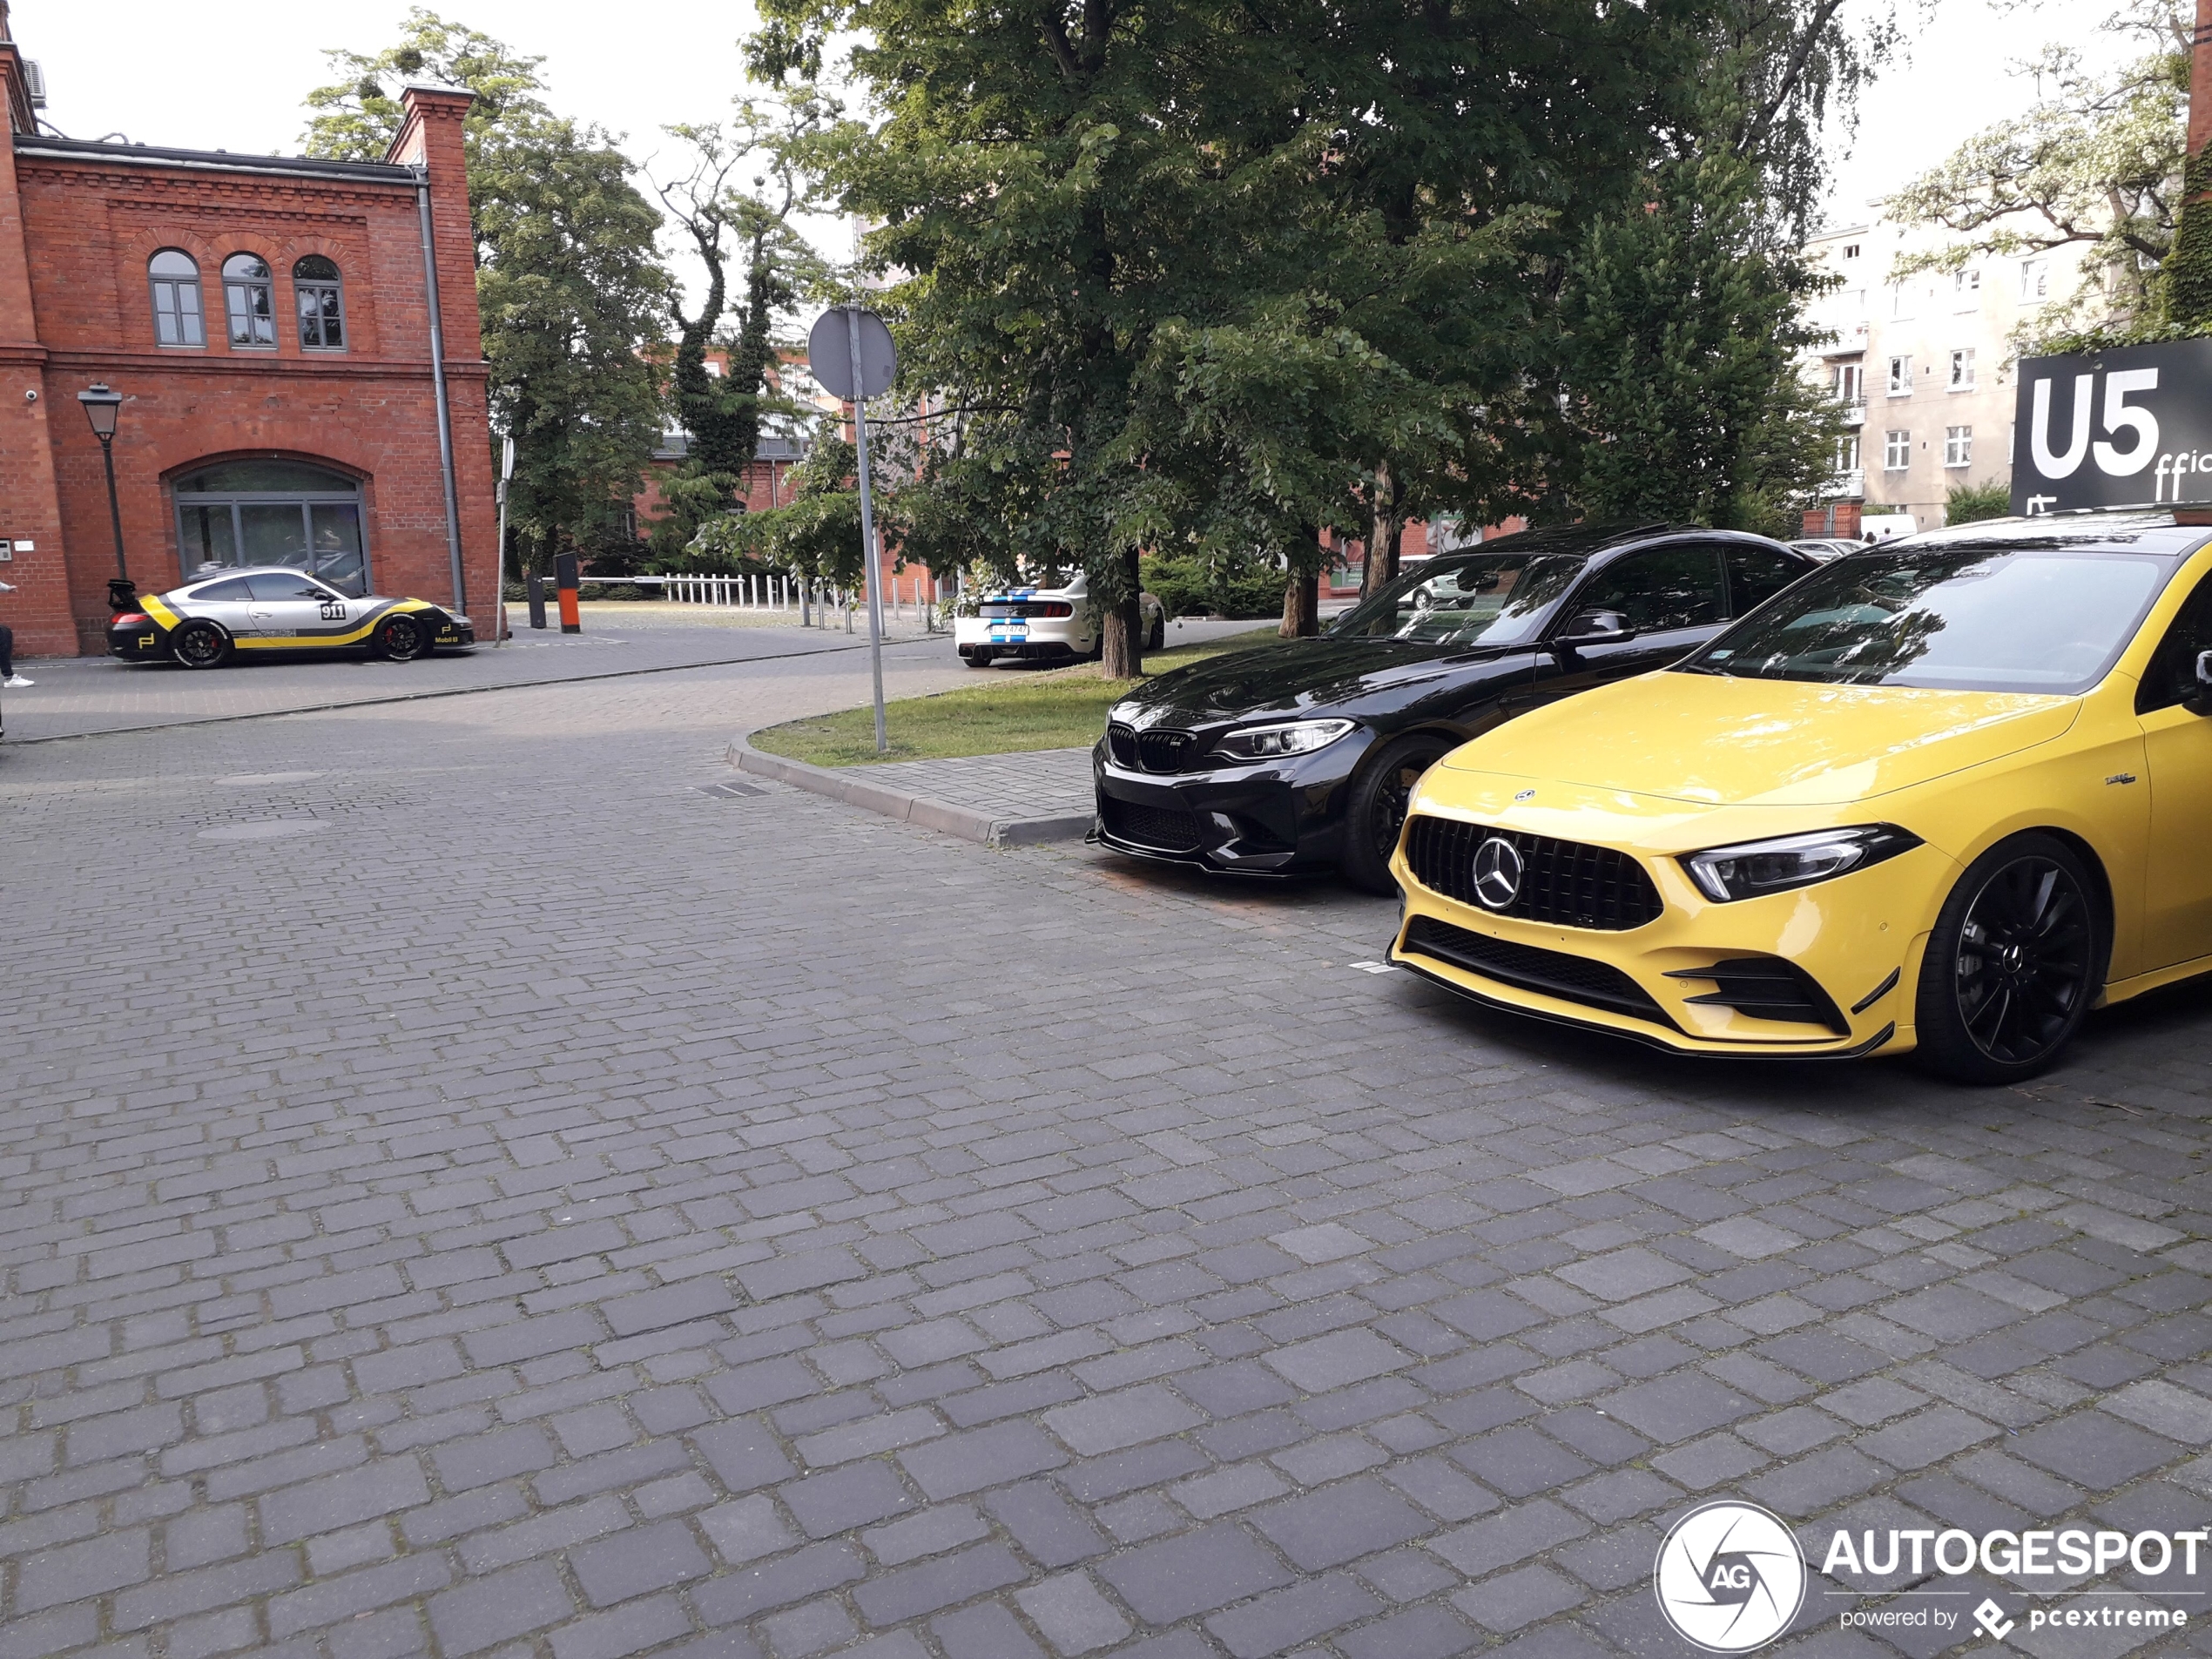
[414,164,467,613]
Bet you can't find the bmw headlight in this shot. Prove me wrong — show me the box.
[1214,718,1356,760]
[1681,825,1921,903]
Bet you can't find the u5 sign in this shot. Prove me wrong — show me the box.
[2011,338,2212,514]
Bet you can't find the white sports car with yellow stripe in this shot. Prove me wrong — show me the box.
[107,567,474,669]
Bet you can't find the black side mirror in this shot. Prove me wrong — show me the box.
[2190,649,2212,715]
[1559,610,1637,648]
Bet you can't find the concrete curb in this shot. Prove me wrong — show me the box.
[728,733,1095,848]
[5,631,942,746]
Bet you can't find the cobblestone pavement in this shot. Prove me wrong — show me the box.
[827,749,1096,824]
[5,612,942,744]
[4,651,2212,1659]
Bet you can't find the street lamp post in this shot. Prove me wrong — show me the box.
[77,382,133,610]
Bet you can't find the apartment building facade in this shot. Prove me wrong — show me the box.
[1801,219,2095,536]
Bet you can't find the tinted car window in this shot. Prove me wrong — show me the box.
[1328,551,1586,647]
[1573,545,1726,631]
[247,571,324,601]
[1687,546,2174,695]
[1726,546,1807,616]
[2137,569,2212,713]
[189,577,255,603]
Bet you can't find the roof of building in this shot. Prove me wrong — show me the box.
[13,134,416,186]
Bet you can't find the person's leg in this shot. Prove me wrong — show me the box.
[0,623,14,679]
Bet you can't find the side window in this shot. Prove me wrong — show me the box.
[293,255,346,350]
[246,571,321,601]
[222,253,276,348]
[2136,570,2212,714]
[148,250,206,347]
[192,577,257,603]
[1575,545,1727,632]
[1724,546,1808,617]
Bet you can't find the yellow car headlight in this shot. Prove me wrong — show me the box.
[1681,824,1922,904]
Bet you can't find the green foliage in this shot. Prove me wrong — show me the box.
[648,99,840,560]
[2162,145,2212,330]
[1139,552,1285,620]
[1887,0,2186,345]
[745,0,1882,601]
[700,423,868,587]
[1945,479,2013,525]
[304,12,670,573]
[1559,152,1843,533]
[303,9,550,164]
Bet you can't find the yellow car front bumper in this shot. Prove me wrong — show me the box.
[1387,830,1958,1058]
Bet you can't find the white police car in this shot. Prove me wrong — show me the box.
[954,573,1164,667]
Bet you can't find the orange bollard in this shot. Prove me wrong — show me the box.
[555,550,582,634]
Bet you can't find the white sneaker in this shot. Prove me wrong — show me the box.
[3,675,29,687]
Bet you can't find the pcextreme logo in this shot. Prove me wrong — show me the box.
[1654,1501,1807,1652]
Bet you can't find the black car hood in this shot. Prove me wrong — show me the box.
[1116,637,1519,725]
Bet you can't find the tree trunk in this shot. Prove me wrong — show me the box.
[1360,462,1402,601]
[1102,549,1144,677]
[1279,568,1319,637]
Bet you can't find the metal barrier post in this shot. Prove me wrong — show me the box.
[527,571,548,630]
[555,550,581,634]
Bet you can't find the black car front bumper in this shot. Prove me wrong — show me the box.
[1089,732,1374,874]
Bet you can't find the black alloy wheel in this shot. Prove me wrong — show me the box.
[378,614,428,662]
[1917,833,2101,1083]
[967,647,995,669]
[1339,732,1453,896]
[172,619,230,670]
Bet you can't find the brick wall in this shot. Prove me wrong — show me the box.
[0,86,496,655]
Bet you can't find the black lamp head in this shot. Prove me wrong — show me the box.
[78,381,123,441]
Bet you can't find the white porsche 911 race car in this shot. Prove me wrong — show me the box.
[954,573,1164,667]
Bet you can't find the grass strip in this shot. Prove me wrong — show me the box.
[750,628,1279,766]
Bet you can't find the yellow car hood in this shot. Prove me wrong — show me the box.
[1438,672,2080,806]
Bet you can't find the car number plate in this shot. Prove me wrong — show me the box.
[990,625,1028,641]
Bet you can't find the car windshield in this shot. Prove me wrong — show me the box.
[1682,545,2174,694]
[1328,551,1586,647]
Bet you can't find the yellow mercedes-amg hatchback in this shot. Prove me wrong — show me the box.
[1388,511,2212,1082]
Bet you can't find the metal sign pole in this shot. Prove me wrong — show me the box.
[847,307,890,755]
[492,434,514,645]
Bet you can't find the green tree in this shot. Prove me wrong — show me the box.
[704,421,866,590]
[1886,0,2186,343]
[648,98,838,562]
[1558,152,1843,532]
[304,12,671,575]
[749,0,1722,665]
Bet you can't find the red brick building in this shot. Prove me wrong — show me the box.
[0,3,496,657]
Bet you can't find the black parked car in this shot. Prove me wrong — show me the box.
[1092,523,1817,892]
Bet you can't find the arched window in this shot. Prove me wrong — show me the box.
[148,249,205,347]
[174,460,370,596]
[293,254,346,351]
[221,253,275,348]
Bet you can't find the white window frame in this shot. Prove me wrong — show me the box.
[1944,426,1973,469]
[1836,434,1861,472]
[1887,355,1912,395]
[2021,258,2049,300]
[1884,429,1912,471]
[1949,348,1975,390]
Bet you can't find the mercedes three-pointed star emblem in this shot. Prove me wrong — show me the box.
[1472,836,1523,910]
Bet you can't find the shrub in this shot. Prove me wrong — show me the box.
[1945,480,2011,526]
[1141,551,1283,618]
